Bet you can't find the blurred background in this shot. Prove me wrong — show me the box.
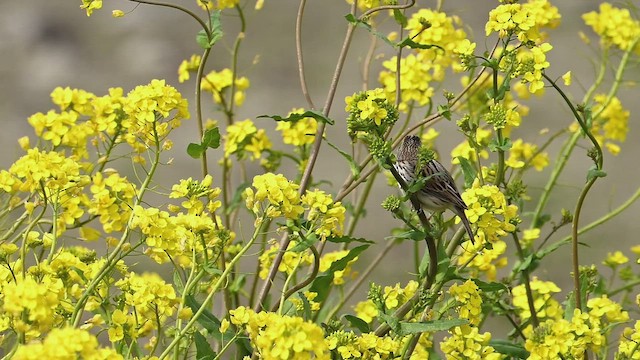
[1,0,639,328]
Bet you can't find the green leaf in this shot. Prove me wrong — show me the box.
[325,139,361,179]
[378,312,401,333]
[209,10,223,46]
[196,30,210,49]
[327,244,368,272]
[309,274,333,303]
[393,9,407,27]
[325,235,374,244]
[343,314,371,333]
[471,279,509,293]
[258,110,334,125]
[229,274,246,293]
[226,182,250,215]
[310,244,369,302]
[586,167,607,182]
[490,339,529,358]
[392,230,426,242]
[397,319,468,336]
[289,233,319,252]
[418,247,431,277]
[437,104,451,120]
[345,14,395,48]
[456,157,477,189]
[298,292,312,320]
[197,11,224,49]
[202,127,221,149]
[397,37,443,51]
[406,177,429,195]
[194,332,217,360]
[488,137,512,152]
[173,271,185,293]
[185,295,221,334]
[513,254,539,274]
[187,143,205,159]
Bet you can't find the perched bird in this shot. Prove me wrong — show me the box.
[395,135,475,243]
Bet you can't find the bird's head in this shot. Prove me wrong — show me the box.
[397,135,421,161]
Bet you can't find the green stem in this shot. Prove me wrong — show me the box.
[159,216,266,359]
[195,47,213,177]
[71,123,162,327]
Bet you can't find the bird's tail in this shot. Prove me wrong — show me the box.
[457,209,475,244]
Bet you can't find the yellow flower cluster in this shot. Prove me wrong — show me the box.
[525,295,629,359]
[326,330,402,359]
[583,3,640,52]
[379,9,472,111]
[506,139,549,171]
[0,149,90,234]
[25,83,186,162]
[458,182,518,279]
[169,174,222,215]
[449,280,483,326]
[451,128,492,165]
[319,250,359,286]
[345,88,398,140]
[80,0,102,16]
[14,327,122,360]
[131,202,226,266]
[485,0,560,43]
[617,320,640,359]
[2,275,64,336]
[244,173,304,219]
[258,241,314,279]
[88,172,137,233]
[123,79,189,156]
[197,0,240,11]
[440,325,501,360]
[301,189,346,239]
[112,272,179,340]
[177,54,201,83]
[603,251,629,267]
[276,108,318,146]
[230,306,329,359]
[513,278,562,322]
[224,119,272,161]
[354,281,419,322]
[201,68,250,107]
[572,94,630,155]
[244,173,346,237]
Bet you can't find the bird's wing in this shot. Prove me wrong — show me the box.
[421,160,468,210]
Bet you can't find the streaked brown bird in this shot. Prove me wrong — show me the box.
[395,135,475,243]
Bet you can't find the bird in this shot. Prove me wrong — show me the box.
[394,135,475,243]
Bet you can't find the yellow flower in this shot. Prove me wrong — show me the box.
[244,173,304,219]
[603,251,629,267]
[513,277,562,322]
[229,307,329,359]
[522,228,541,247]
[80,0,102,16]
[201,68,249,106]
[562,71,572,85]
[449,280,483,326]
[14,327,122,360]
[506,139,549,171]
[178,54,201,83]
[583,3,640,52]
[440,325,501,359]
[276,108,318,146]
[301,189,346,239]
[112,9,125,18]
